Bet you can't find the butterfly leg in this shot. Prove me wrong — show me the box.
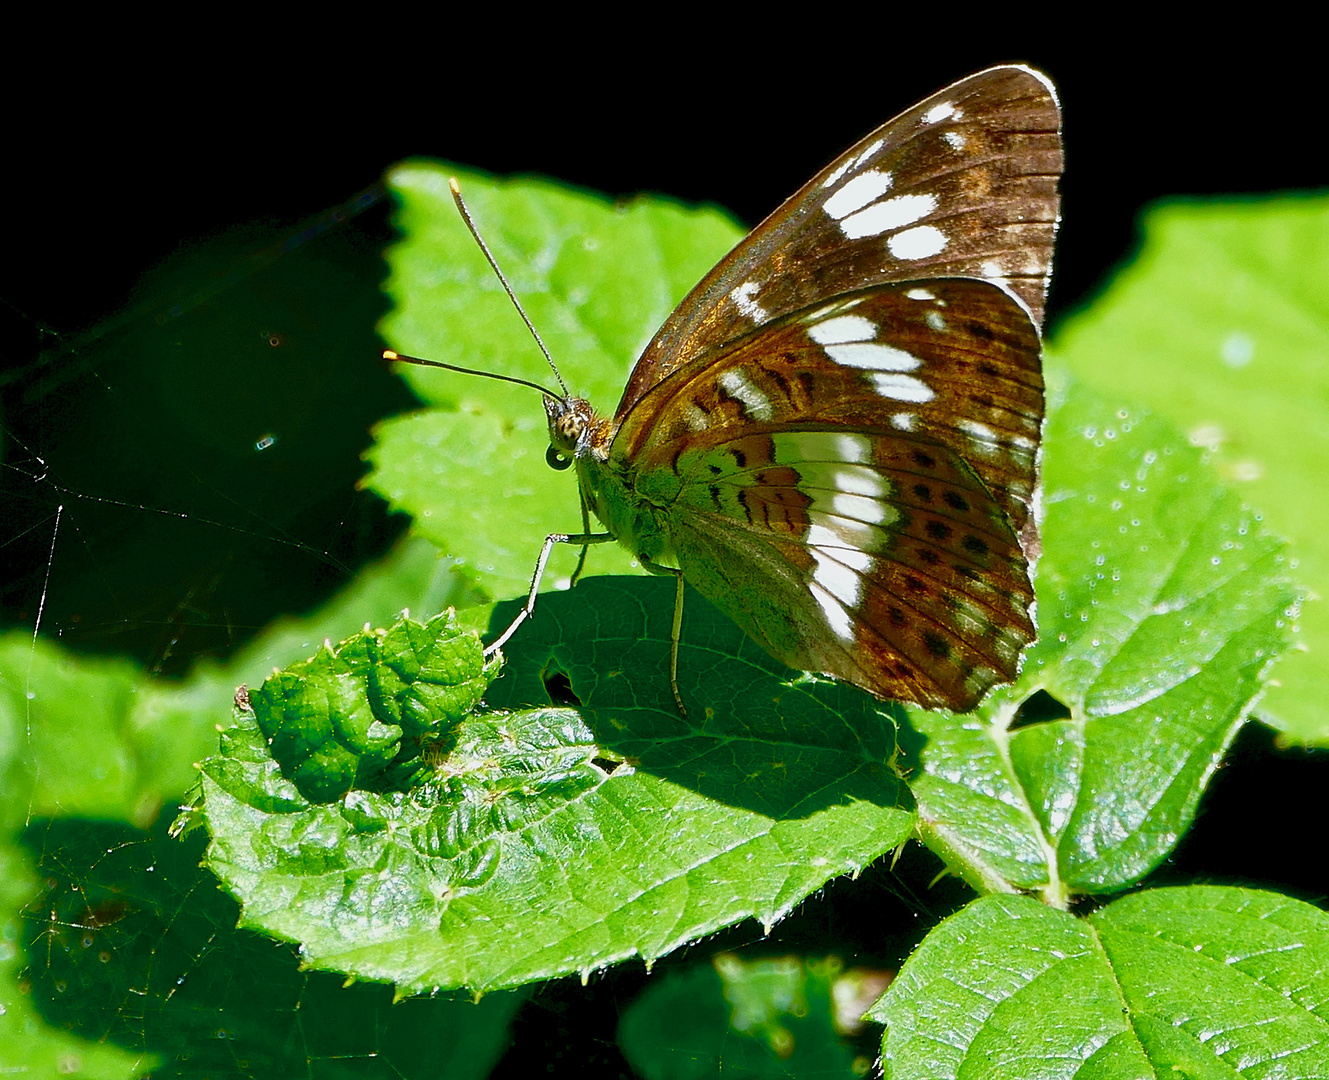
[483,531,616,658]
[639,556,687,717]
[569,492,594,588]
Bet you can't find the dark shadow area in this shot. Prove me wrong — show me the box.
[1008,688,1073,730]
[19,816,520,1077]
[488,840,970,1079]
[542,667,580,707]
[1,200,417,676]
[1143,721,1329,900]
[483,576,912,822]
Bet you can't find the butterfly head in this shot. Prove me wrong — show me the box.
[544,395,598,471]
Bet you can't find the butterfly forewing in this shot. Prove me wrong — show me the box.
[613,279,1044,710]
[620,280,1044,542]
[618,65,1061,421]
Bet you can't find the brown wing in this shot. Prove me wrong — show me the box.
[616,65,1062,424]
[614,281,1042,710]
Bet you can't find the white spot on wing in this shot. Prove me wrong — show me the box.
[822,159,853,189]
[729,281,768,322]
[808,314,876,345]
[824,342,921,372]
[822,169,893,220]
[923,102,956,125]
[807,523,870,611]
[891,413,916,431]
[809,581,855,641]
[828,465,885,498]
[809,525,872,569]
[887,225,948,260]
[808,509,888,552]
[814,552,867,607]
[683,402,708,431]
[780,441,905,557]
[831,491,887,524]
[959,419,997,440]
[925,311,947,331]
[870,373,934,402]
[905,288,936,301]
[800,457,897,557]
[852,138,885,169]
[943,130,967,150]
[839,193,938,240]
[718,369,773,421]
[958,419,1000,455]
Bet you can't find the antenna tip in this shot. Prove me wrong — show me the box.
[448,176,461,195]
[382,349,400,361]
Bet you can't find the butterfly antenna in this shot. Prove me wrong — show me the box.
[381,351,566,399]
[446,176,571,401]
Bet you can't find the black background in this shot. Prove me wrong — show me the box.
[3,27,1325,1076]
[6,36,1323,668]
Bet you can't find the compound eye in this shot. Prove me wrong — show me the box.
[546,446,573,471]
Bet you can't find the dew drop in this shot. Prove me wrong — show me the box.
[1220,331,1254,367]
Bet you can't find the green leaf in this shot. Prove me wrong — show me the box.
[369,163,745,602]
[0,636,216,827]
[368,168,1301,910]
[245,610,497,802]
[618,954,874,1080]
[197,580,912,994]
[0,538,466,834]
[870,886,1329,1079]
[908,373,1299,900]
[1051,195,1329,744]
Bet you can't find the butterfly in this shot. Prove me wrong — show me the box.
[392,64,1063,714]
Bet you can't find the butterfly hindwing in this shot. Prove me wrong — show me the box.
[617,65,1062,421]
[612,279,1043,709]
[666,447,1033,711]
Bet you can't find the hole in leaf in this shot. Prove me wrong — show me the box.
[1008,689,1071,730]
[542,668,580,706]
[590,757,618,774]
